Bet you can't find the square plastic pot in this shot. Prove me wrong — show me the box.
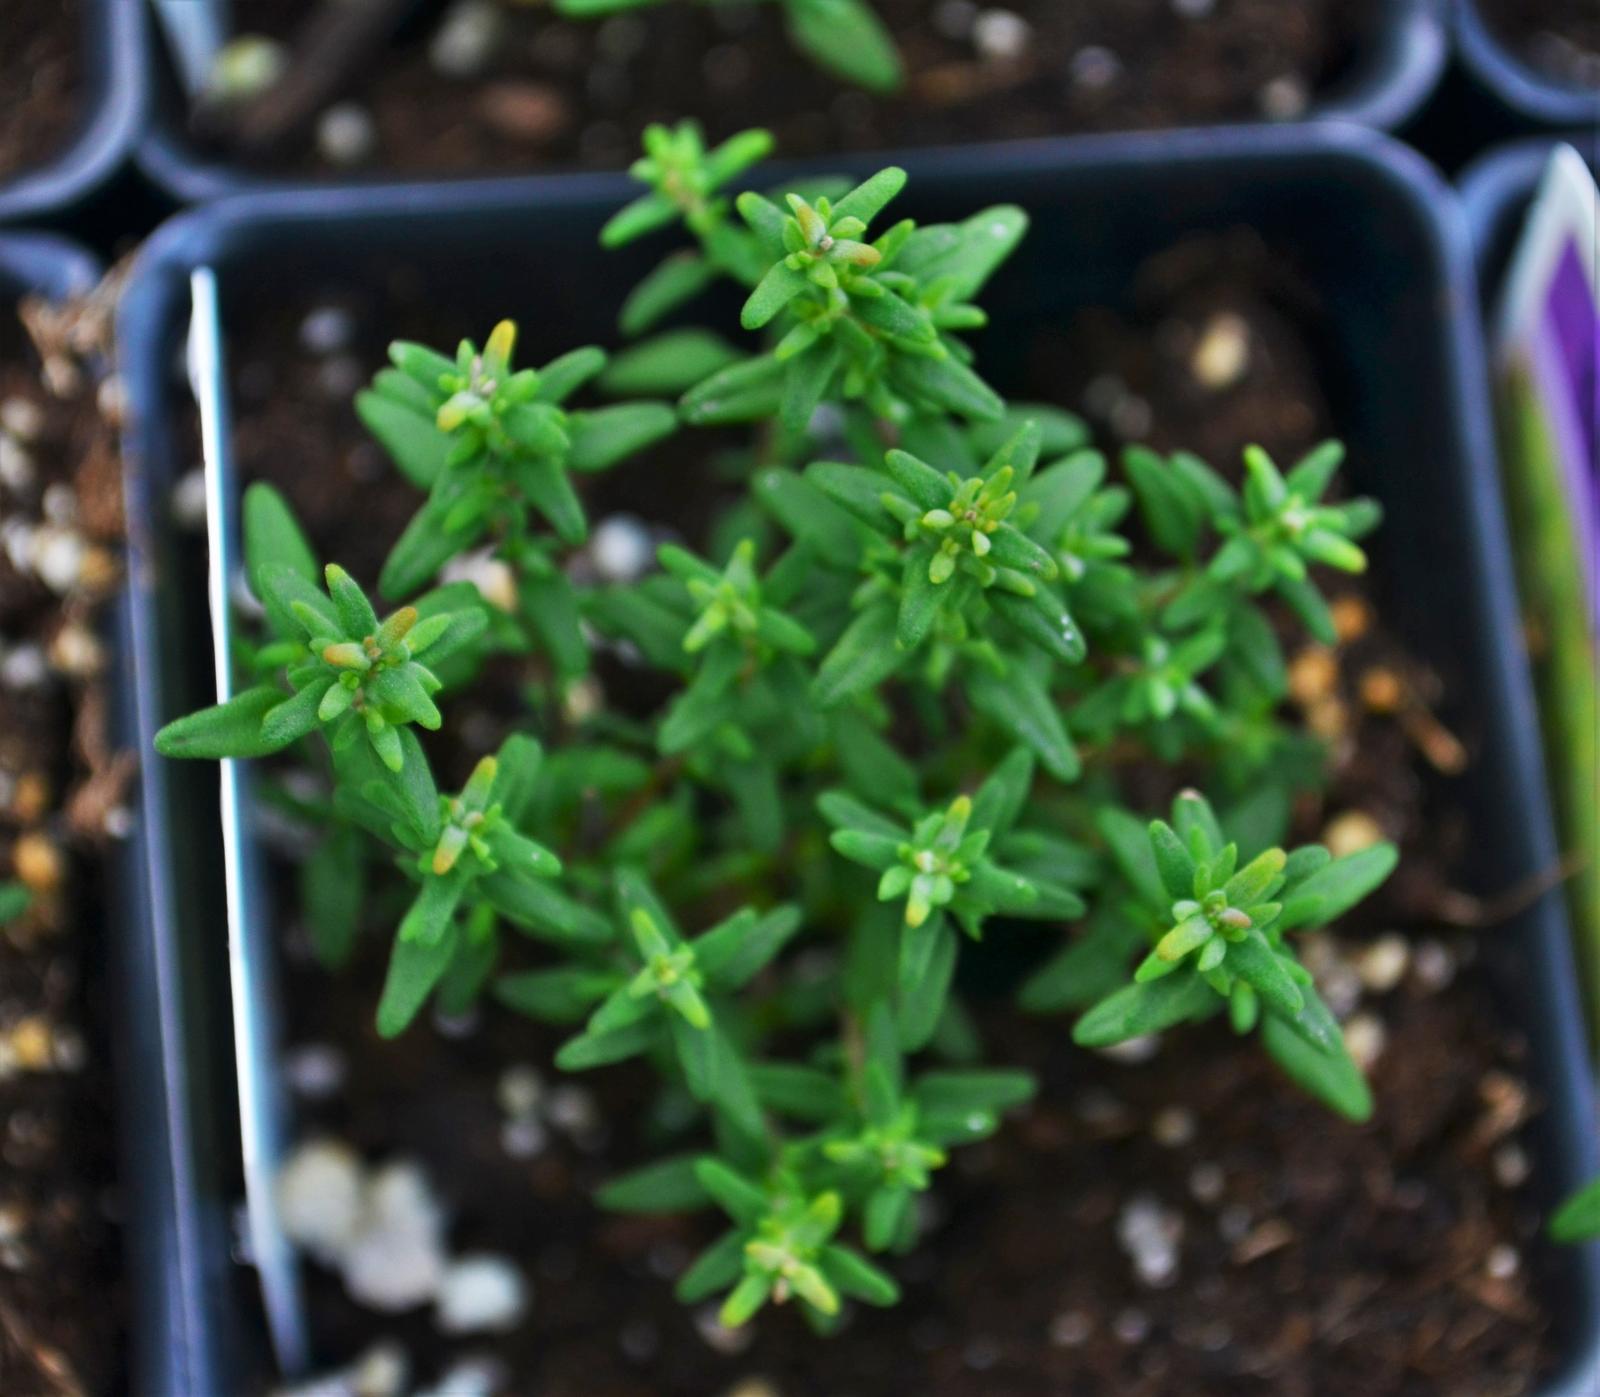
[0,0,147,224]
[134,0,1445,204]
[1453,0,1600,131]
[118,121,1599,1394]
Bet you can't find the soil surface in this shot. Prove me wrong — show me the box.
[0,0,83,181]
[198,0,1374,177]
[213,233,1565,1397]
[1478,0,1600,89]
[0,284,128,1393]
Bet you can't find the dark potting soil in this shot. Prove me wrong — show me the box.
[0,0,83,181]
[0,291,127,1393]
[1477,0,1600,89]
[203,0,1373,177]
[208,234,1566,1396]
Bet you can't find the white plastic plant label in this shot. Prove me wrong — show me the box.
[1492,142,1599,989]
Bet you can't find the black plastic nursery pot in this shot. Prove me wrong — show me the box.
[0,0,146,225]
[134,0,1446,204]
[1453,0,1600,131]
[118,123,1600,1394]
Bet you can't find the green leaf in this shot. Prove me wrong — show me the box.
[783,0,904,92]
[814,604,905,706]
[600,191,678,248]
[819,1244,900,1306]
[242,483,319,597]
[897,550,943,649]
[896,206,1028,301]
[1261,1014,1372,1122]
[1227,930,1304,1018]
[598,331,743,397]
[781,339,842,434]
[1148,821,1196,903]
[1073,972,1217,1047]
[675,1230,745,1304]
[831,166,908,226]
[898,919,958,1050]
[568,403,677,473]
[556,1018,658,1070]
[750,1062,846,1122]
[620,252,719,337]
[888,351,1004,421]
[598,1155,713,1214]
[494,966,614,1023]
[355,391,449,491]
[154,686,294,760]
[913,1069,1035,1118]
[379,500,466,600]
[743,261,811,330]
[0,883,32,924]
[1278,843,1398,929]
[697,905,802,989]
[1550,1177,1600,1244]
[376,923,458,1038]
[967,663,1078,782]
[302,825,365,970]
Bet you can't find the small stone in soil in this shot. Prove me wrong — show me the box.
[1096,1033,1159,1064]
[1355,934,1409,993]
[1492,1142,1530,1189]
[497,1062,544,1119]
[32,526,86,594]
[284,1042,347,1100]
[207,35,288,104]
[299,306,356,357]
[973,9,1031,61]
[545,1082,600,1138]
[1412,939,1456,992]
[1486,1244,1520,1280]
[1113,1307,1151,1344]
[341,1162,449,1313]
[13,831,63,895]
[499,1115,548,1160]
[171,468,208,529]
[0,436,33,491]
[1069,45,1123,92]
[1190,311,1250,390]
[1117,1195,1184,1287]
[429,0,503,79]
[316,104,377,168]
[1259,74,1310,120]
[1151,1106,1195,1147]
[276,1139,365,1264]
[1322,809,1385,857]
[1,644,49,690]
[590,513,655,583]
[1050,1309,1093,1346]
[1172,0,1216,15]
[435,1253,529,1334]
[0,397,43,441]
[414,1355,507,1397]
[1189,1162,1225,1205]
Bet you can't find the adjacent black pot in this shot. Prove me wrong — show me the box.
[0,0,146,225]
[135,0,1446,204]
[1453,0,1600,130]
[119,123,1600,1394]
